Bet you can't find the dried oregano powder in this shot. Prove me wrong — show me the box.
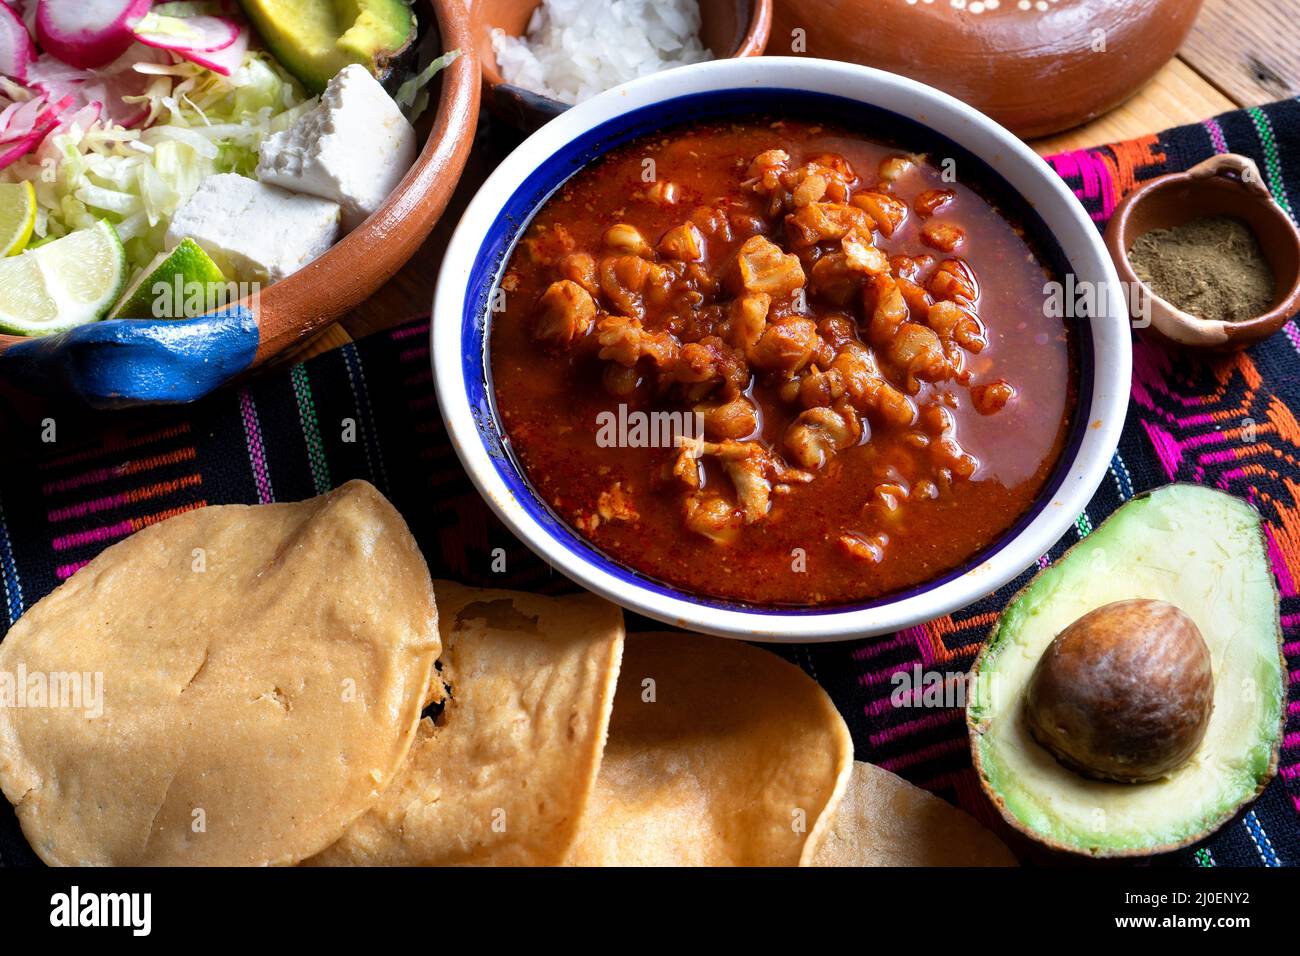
[1129,215,1276,323]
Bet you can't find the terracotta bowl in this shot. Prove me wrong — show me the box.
[1104,154,1300,352]
[770,0,1202,138]
[474,0,772,130]
[0,0,479,406]
[249,0,480,364]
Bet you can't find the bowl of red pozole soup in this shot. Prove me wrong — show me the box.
[434,56,1130,642]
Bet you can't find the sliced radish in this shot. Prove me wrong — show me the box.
[133,12,238,53]
[0,90,70,167]
[0,99,20,132]
[0,129,46,166]
[176,20,245,76]
[28,44,169,128]
[87,43,171,126]
[35,0,153,70]
[4,0,39,38]
[25,53,83,92]
[41,100,101,144]
[0,1,35,82]
[26,53,94,118]
[0,94,43,139]
[0,91,68,139]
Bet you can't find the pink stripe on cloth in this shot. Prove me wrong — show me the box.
[875,736,966,773]
[1264,525,1298,598]
[1204,117,1229,154]
[1046,149,1117,223]
[49,490,133,523]
[52,520,134,551]
[903,623,937,666]
[41,465,125,496]
[41,447,198,495]
[857,661,914,689]
[1179,429,1239,451]
[867,708,961,748]
[390,320,428,341]
[1141,421,1183,479]
[46,474,204,524]
[863,694,904,717]
[36,423,192,472]
[55,560,90,580]
[238,387,275,505]
[849,629,912,661]
[1201,450,1250,469]
[1215,469,1250,489]
[1285,321,1300,357]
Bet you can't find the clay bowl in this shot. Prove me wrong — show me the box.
[250,0,480,363]
[0,0,479,406]
[770,0,1202,138]
[1105,154,1300,351]
[473,0,772,130]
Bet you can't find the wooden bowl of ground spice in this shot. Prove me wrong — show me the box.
[1105,154,1300,351]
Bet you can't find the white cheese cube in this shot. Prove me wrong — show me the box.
[257,64,417,232]
[165,174,342,285]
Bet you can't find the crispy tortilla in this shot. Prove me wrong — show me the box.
[309,582,624,866]
[0,481,439,866]
[564,632,852,866]
[813,761,1018,867]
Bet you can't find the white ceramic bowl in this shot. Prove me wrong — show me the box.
[433,56,1130,642]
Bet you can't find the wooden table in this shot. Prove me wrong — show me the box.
[284,0,1297,365]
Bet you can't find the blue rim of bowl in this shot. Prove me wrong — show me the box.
[461,87,1095,616]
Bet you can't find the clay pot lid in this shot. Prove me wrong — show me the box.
[1104,154,1300,352]
[769,0,1204,138]
[474,0,772,131]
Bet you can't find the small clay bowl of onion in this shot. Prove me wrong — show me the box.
[1105,153,1300,351]
[471,0,772,130]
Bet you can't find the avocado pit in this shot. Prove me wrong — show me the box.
[1023,598,1214,784]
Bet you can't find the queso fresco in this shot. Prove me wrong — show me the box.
[490,118,1077,606]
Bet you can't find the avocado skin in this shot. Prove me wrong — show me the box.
[238,0,417,93]
[375,30,421,97]
[965,484,1287,859]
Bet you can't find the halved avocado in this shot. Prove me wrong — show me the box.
[967,484,1286,857]
[237,0,416,93]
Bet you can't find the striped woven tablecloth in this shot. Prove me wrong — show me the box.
[1,99,1299,868]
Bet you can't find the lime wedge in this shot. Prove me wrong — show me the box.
[0,221,127,336]
[111,239,229,320]
[0,181,37,258]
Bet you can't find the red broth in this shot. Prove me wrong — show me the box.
[490,119,1076,606]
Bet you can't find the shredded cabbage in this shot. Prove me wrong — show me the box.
[0,51,315,275]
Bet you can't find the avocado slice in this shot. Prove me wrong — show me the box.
[968,484,1285,857]
[237,0,416,93]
